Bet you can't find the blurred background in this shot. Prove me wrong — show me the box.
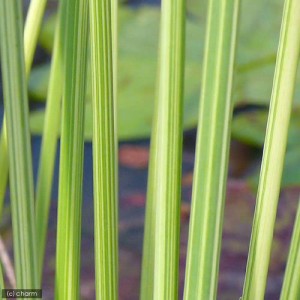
[0,0,300,299]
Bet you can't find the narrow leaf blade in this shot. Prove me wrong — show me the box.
[242,0,300,299]
[184,1,240,299]
[0,0,38,289]
[89,0,119,299]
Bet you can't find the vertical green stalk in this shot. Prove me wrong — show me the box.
[140,112,161,299]
[35,20,62,283]
[0,0,38,290]
[0,119,8,218]
[24,0,48,73]
[183,1,240,299]
[89,0,118,299]
[54,0,88,298]
[242,1,300,299]
[140,0,185,299]
[280,201,300,299]
[0,261,3,292]
[140,108,160,299]
[0,0,47,221]
[24,0,50,285]
[111,0,118,93]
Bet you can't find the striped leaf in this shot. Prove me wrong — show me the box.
[35,20,62,283]
[0,0,48,221]
[24,0,48,74]
[54,0,89,298]
[242,0,300,299]
[0,119,8,218]
[280,200,300,299]
[89,0,119,298]
[140,0,185,299]
[0,0,38,289]
[183,1,240,299]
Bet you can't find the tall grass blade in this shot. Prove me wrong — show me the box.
[280,200,300,299]
[111,0,118,94]
[183,1,240,299]
[140,136,157,299]
[0,0,61,284]
[0,119,8,218]
[0,0,38,290]
[0,0,47,220]
[140,0,185,298]
[89,0,118,298]
[241,1,300,299]
[35,21,62,283]
[24,0,48,74]
[0,261,3,291]
[54,0,89,298]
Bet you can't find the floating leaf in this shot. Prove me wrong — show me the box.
[37,3,300,104]
[29,4,300,140]
[28,63,49,100]
[233,108,300,188]
[232,108,300,149]
[38,13,56,53]
[282,147,300,187]
[249,146,300,189]
[232,110,268,147]
[29,60,200,140]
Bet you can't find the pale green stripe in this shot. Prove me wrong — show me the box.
[183,1,240,299]
[0,0,38,291]
[280,200,300,299]
[0,119,8,219]
[54,0,89,299]
[24,0,48,76]
[111,0,118,96]
[0,0,47,222]
[140,116,158,299]
[89,0,118,298]
[35,19,62,283]
[140,0,185,299]
[242,0,300,299]
[0,263,3,294]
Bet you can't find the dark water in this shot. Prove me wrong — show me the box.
[128,0,161,6]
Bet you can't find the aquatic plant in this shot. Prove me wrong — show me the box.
[0,0,299,299]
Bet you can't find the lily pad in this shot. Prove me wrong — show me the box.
[28,63,50,100]
[33,3,300,106]
[30,7,203,140]
[248,146,300,189]
[232,108,300,187]
[30,58,200,140]
[232,108,300,149]
[29,3,300,141]
[282,147,300,187]
[231,109,268,147]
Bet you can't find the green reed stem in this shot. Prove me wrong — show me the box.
[0,0,38,290]
[24,0,48,75]
[35,20,62,283]
[89,0,118,298]
[140,0,185,299]
[0,0,47,221]
[242,0,300,299]
[280,200,300,299]
[54,0,89,298]
[183,1,240,299]
[0,119,8,219]
[0,258,4,292]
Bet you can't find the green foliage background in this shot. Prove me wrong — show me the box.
[28,1,300,187]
